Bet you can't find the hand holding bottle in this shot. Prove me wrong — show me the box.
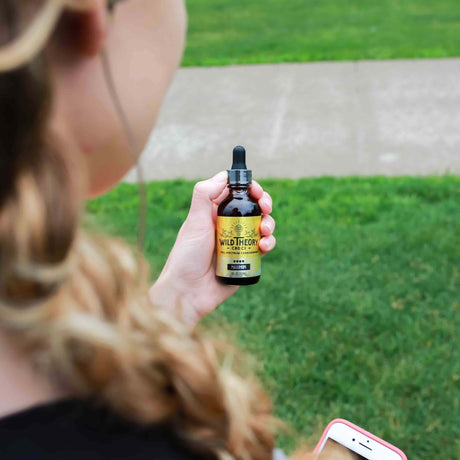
[149,166,275,326]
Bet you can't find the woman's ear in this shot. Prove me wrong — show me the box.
[53,0,107,58]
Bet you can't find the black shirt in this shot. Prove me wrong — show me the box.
[0,399,210,459]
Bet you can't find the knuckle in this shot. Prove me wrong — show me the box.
[193,181,208,196]
[262,215,275,233]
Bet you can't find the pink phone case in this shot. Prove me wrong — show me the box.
[313,418,407,460]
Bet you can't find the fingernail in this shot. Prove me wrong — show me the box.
[214,170,228,181]
[262,198,271,210]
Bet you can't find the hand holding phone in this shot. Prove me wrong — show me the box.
[314,419,407,460]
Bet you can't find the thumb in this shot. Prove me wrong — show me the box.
[187,171,228,223]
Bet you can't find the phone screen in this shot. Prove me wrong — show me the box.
[318,439,368,459]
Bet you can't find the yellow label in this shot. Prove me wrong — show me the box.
[216,216,261,278]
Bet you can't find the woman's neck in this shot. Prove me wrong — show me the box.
[0,332,61,419]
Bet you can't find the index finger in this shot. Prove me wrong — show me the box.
[250,180,264,200]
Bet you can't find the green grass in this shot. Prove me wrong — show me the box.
[87,176,460,459]
[183,0,460,66]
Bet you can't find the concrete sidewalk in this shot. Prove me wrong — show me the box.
[125,58,460,182]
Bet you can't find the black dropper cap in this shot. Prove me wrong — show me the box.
[228,145,252,185]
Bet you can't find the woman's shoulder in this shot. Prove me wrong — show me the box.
[0,398,210,460]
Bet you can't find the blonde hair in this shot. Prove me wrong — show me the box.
[0,1,276,459]
[0,3,346,460]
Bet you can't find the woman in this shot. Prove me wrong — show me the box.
[0,0,280,459]
[0,1,339,459]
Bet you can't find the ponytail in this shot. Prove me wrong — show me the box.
[0,2,276,459]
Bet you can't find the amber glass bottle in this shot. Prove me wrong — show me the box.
[216,146,261,285]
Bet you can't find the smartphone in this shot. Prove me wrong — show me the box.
[314,419,407,460]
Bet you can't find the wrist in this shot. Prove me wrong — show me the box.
[149,271,200,328]
[149,271,179,315]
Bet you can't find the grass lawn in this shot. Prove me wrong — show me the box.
[183,0,460,66]
[87,176,459,459]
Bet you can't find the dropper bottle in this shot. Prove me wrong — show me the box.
[216,146,262,285]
